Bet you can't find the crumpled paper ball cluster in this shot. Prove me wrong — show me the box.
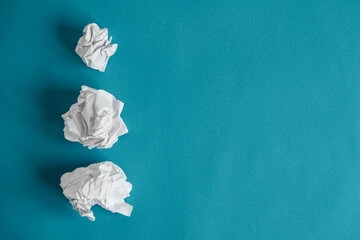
[58,23,134,221]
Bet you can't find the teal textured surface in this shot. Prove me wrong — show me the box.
[1,0,360,239]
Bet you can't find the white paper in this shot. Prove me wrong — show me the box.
[60,161,133,221]
[75,23,117,72]
[62,85,128,149]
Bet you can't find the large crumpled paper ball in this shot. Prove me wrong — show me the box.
[75,23,118,72]
[62,85,128,149]
[60,161,133,221]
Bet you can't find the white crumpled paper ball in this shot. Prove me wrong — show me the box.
[60,161,133,221]
[75,23,118,72]
[62,85,128,149]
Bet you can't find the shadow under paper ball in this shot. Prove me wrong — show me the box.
[54,4,95,53]
[55,9,95,66]
[33,157,99,217]
[57,22,82,54]
[36,82,79,141]
[38,160,96,192]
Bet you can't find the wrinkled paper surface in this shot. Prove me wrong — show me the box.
[75,23,117,72]
[60,161,133,221]
[62,85,128,149]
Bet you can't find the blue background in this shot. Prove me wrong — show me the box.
[1,0,360,239]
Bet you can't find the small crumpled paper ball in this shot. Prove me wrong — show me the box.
[75,23,117,72]
[60,161,133,221]
[62,85,128,149]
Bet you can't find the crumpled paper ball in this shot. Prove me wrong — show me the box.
[75,23,118,72]
[60,161,133,221]
[62,85,128,149]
